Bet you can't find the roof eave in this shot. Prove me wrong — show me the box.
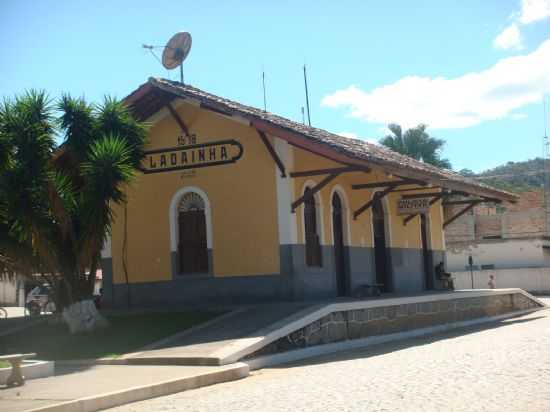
[125,78,519,204]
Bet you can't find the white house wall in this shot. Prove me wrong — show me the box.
[446,238,547,271]
[452,266,550,293]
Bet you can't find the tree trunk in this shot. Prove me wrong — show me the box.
[86,255,99,297]
[62,299,109,334]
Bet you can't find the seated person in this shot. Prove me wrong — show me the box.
[435,261,454,290]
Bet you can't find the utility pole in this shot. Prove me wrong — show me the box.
[468,255,474,289]
[303,65,312,126]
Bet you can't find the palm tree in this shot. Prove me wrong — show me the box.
[380,124,451,169]
[0,91,147,332]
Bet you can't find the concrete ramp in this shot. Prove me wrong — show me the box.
[124,302,313,366]
[125,289,546,368]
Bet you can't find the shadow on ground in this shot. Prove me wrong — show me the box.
[266,311,548,370]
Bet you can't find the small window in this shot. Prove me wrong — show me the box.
[481,264,495,270]
[304,187,322,267]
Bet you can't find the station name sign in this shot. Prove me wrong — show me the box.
[141,139,243,174]
[397,197,431,215]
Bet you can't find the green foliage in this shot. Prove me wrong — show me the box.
[458,158,546,193]
[380,123,452,169]
[0,91,147,307]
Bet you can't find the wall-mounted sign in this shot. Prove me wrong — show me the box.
[397,197,431,215]
[141,139,243,174]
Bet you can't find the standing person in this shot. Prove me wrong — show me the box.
[488,274,496,289]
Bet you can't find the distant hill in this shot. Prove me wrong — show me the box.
[459,158,547,193]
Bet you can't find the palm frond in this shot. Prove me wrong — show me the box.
[96,97,148,168]
[58,95,96,158]
[381,123,452,169]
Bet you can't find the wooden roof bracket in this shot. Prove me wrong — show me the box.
[351,178,427,190]
[353,186,394,220]
[402,193,446,226]
[291,172,340,212]
[257,130,286,178]
[443,200,483,228]
[166,102,190,136]
[389,186,441,193]
[442,198,485,206]
[290,165,369,178]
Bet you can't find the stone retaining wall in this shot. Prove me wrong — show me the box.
[247,293,541,359]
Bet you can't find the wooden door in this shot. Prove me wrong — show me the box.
[373,195,391,292]
[332,193,347,296]
[178,210,208,274]
[420,214,433,290]
[304,188,322,267]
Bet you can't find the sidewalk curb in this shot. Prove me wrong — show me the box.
[245,306,547,370]
[26,363,249,412]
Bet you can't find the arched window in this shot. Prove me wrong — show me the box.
[304,187,322,267]
[178,192,208,274]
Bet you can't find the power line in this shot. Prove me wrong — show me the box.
[473,170,548,180]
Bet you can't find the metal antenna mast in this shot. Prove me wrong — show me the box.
[262,70,267,112]
[544,96,549,236]
[303,64,312,126]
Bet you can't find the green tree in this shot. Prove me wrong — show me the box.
[458,168,476,177]
[0,91,147,330]
[380,124,451,169]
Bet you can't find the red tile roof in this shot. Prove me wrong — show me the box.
[124,78,518,203]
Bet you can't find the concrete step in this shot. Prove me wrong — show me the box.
[0,363,249,412]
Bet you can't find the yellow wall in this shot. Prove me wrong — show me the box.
[110,100,446,286]
[111,101,280,284]
[292,145,445,252]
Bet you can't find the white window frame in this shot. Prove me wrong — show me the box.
[169,186,213,252]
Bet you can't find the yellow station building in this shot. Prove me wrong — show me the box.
[100,78,517,307]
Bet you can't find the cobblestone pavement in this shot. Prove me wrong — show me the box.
[108,300,550,412]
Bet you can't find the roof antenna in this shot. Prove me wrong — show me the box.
[303,64,312,126]
[142,32,192,84]
[262,69,267,112]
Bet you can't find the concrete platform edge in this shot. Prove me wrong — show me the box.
[245,305,547,370]
[24,363,250,412]
[220,288,546,364]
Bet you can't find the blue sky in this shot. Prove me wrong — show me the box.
[1,0,550,172]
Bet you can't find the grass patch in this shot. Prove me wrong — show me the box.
[0,311,218,361]
[0,360,10,368]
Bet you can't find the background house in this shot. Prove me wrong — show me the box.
[445,190,550,292]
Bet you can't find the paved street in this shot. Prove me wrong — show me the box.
[108,298,550,412]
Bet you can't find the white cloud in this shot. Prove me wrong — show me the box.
[322,39,550,130]
[338,131,379,145]
[376,126,392,136]
[494,24,523,50]
[520,0,550,24]
[511,112,528,119]
[494,0,550,50]
[338,132,358,139]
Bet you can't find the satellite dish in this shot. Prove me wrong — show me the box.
[162,32,192,70]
